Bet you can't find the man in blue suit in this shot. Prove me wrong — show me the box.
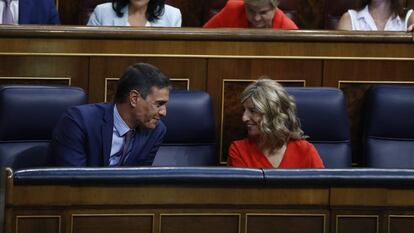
[1,0,59,24]
[51,63,171,166]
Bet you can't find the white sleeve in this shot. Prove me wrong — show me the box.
[87,7,101,26]
[164,5,182,27]
[174,9,182,27]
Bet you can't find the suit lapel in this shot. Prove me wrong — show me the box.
[101,103,115,166]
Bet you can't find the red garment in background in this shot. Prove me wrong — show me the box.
[203,0,298,29]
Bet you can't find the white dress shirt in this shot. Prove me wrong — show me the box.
[87,3,182,27]
[348,5,413,31]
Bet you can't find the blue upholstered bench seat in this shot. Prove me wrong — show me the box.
[0,85,88,169]
[154,90,216,166]
[12,167,414,187]
[363,86,414,168]
[286,87,351,168]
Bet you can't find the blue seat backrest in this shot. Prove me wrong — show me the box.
[363,85,414,168]
[0,85,88,169]
[286,87,352,168]
[153,90,216,166]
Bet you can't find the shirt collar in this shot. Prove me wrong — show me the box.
[357,5,401,22]
[356,5,370,20]
[113,104,132,137]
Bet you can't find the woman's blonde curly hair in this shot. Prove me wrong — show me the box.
[241,78,305,149]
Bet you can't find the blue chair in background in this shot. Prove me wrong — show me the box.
[0,85,87,169]
[153,90,216,166]
[363,85,414,168]
[286,87,352,168]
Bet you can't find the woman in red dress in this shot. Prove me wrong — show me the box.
[228,79,324,168]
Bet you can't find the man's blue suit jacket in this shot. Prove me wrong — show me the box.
[19,0,60,24]
[50,102,166,166]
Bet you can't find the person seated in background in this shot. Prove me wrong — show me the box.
[50,63,171,167]
[337,0,414,31]
[0,0,60,24]
[87,0,181,27]
[203,0,297,29]
[228,79,324,168]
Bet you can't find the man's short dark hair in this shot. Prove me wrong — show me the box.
[114,63,171,103]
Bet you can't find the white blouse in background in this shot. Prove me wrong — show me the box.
[348,5,413,31]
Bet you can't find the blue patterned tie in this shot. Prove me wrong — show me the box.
[118,130,135,166]
[2,0,14,24]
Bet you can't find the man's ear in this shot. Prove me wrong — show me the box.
[129,90,141,107]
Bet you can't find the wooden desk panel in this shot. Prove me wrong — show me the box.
[6,170,414,233]
[88,57,206,103]
[0,56,88,91]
